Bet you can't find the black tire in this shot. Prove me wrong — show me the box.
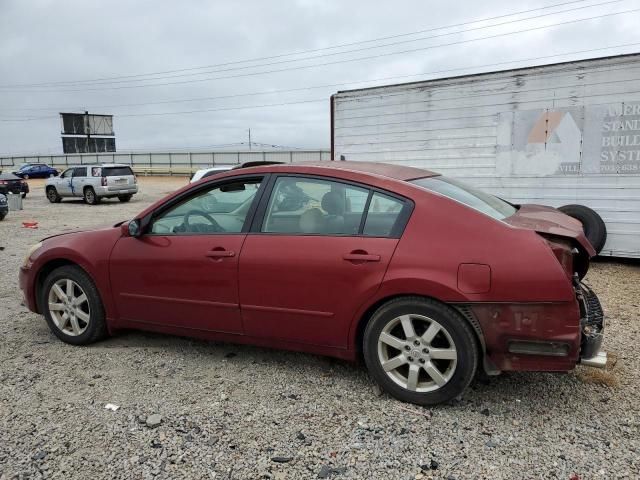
[46,187,62,203]
[118,194,132,202]
[40,265,108,345]
[0,213,5,221]
[84,187,100,205]
[558,204,607,254]
[363,297,478,405]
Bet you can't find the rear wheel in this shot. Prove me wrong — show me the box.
[118,194,132,202]
[0,213,5,221]
[84,187,100,205]
[558,204,607,254]
[363,297,478,405]
[41,265,107,345]
[46,187,61,203]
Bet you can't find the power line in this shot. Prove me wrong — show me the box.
[2,3,636,93]
[4,41,640,115]
[0,99,327,122]
[5,0,623,89]
[0,0,606,89]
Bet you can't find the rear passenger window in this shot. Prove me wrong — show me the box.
[262,177,369,235]
[363,192,405,237]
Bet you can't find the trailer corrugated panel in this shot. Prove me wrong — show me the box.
[332,53,640,258]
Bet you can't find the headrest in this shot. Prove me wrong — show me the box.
[321,191,345,215]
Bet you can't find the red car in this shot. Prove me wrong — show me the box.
[19,162,606,405]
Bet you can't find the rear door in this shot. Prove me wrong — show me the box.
[70,167,88,197]
[238,175,413,348]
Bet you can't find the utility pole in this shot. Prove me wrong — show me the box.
[85,110,90,153]
[248,128,252,151]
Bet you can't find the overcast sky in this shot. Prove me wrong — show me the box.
[1,0,639,156]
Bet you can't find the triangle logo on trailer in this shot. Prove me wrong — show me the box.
[527,110,582,150]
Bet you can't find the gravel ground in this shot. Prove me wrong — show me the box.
[1,177,639,480]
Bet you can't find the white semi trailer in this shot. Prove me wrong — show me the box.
[331,53,640,258]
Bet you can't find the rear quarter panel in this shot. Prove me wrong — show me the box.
[348,188,580,369]
[377,190,574,303]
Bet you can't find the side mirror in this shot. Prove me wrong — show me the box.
[121,219,142,237]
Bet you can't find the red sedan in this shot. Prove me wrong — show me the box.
[19,162,606,405]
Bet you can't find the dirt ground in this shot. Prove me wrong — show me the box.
[0,177,638,479]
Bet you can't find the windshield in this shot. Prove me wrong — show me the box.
[411,176,517,220]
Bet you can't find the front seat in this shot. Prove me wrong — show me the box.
[321,191,345,234]
[299,208,325,234]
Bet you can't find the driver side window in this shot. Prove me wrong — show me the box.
[150,178,262,235]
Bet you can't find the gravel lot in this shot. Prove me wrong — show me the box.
[1,177,639,480]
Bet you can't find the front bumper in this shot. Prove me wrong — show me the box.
[577,283,606,368]
[19,265,38,312]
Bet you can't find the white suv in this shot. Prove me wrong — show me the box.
[45,164,138,205]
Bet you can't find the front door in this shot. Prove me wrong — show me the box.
[109,175,265,333]
[56,168,74,196]
[239,175,411,348]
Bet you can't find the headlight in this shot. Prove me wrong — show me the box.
[23,242,43,267]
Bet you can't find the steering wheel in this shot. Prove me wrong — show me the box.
[182,210,224,233]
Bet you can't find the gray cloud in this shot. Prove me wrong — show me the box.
[0,0,638,155]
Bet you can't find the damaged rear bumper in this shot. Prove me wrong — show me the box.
[577,283,607,369]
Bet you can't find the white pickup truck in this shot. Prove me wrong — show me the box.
[45,163,138,205]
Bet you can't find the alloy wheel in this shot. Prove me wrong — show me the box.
[377,314,457,393]
[47,279,91,336]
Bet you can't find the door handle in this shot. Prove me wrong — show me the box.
[343,251,381,262]
[205,249,235,258]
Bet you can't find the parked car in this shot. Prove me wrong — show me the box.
[0,193,7,220]
[13,163,59,179]
[19,161,606,405]
[190,166,232,183]
[0,172,29,198]
[189,162,284,183]
[45,164,138,205]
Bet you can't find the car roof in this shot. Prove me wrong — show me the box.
[238,161,438,181]
[62,163,131,168]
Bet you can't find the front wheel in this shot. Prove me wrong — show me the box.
[46,187,61,203]
[363,297,478,405]
[41,265,107,345]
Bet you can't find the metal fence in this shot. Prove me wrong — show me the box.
[0,150,331,174]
